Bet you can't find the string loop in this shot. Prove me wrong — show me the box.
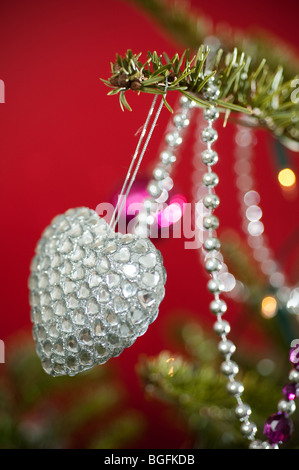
[109,79,169,231]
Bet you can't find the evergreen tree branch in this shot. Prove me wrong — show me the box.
[102,48,299,145]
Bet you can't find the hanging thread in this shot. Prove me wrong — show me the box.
[109,79,169,231]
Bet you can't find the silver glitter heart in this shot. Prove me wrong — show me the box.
[29,207,166,377]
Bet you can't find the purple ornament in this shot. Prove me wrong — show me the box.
[283,383,299,401]
[263,412,293,444]
[290,344,299,371]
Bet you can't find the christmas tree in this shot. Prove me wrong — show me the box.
[1,0,299,450]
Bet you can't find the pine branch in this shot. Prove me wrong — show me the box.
[136,333,283,448]
[102,48,299,145]
[137,318,299,448]
[0,335,144,449]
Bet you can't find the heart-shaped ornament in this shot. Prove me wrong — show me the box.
[29,207,166,377]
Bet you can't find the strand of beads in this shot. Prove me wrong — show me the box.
[193,108,236,296]
[199,101,260,445]
[200,100,299,448]
[199,95,290,448]
[233,125,299,316]
[134,96,195,237]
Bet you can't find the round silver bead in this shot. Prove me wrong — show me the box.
[202,172,219,188]
[165,131,182,147]
[269,444,279,449]
[173,113,190,129]
[201,149,219,166]
[153,166,168,181]
[159,176,173,191]
[155,189,169,204]
[213,319,231,335]
[203,194,220,210]
[278,399,296,415]
[137,210,152,225]
[289,370,299,383]
[261,441,272,449]
[203,215,219,230]
[146,214,155,226]
[160,150,176,165]
[204,84,221,100]
[143,198,158,212]
[202,127,218,144]
[203,106,219,122]
[147,180,162,199]
[204,237,221,251]
[240,421,257,438]
[218,340,236,356]
[227,380,244,396]
[221,360,239,376]
[208,278,225,294]
[179,96,195,109]
[249,439,263,449]
[235,403,252,421]
[210,299,227,315]
[261,442,279,449]
[205,257,222,273]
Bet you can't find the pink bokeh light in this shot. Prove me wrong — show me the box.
[158,194,187,227]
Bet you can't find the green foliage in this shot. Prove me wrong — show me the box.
[137,321,299,449]
[0,335,144,449]
[102,48,299,145]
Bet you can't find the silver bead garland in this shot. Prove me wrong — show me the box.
[132,92,298,449]
[198,90,286,449]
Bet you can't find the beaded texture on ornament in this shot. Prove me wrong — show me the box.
[134,96,195,237]
[233,125,299,316]
[200,87,298,449]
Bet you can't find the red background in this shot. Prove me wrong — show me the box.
[1,0,299,448]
